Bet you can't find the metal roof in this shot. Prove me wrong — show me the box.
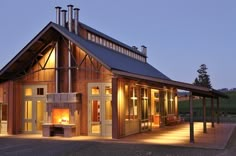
[51,23,170,80]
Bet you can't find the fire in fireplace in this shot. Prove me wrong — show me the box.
[52,108,69,124]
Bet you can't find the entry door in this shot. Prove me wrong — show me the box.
[90,98,101,135]
[102,97,112,136]
[88,83,112,136]
[0,104,8,134]
[141,88,152,131]
[89,97,112,136]
[23,98,45,133]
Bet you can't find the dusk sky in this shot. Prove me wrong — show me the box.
[0,0,235,89]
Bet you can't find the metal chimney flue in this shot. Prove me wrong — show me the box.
[74,8,80,35]
[141,45,147,56]
[55,6,61,25]
[61,10,67,27]
[67,4,74,32]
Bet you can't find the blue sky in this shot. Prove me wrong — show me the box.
[0,0,235,89]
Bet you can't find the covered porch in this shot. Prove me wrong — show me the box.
[112,71,229,143]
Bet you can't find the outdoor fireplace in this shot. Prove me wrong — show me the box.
[42,93,81,137]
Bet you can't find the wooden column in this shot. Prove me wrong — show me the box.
[189,92,194,143]
[211,98,215,128]
[203,97,207,133]
[217,97,220,124]
[7,81,15,134]
[112,77,119,139]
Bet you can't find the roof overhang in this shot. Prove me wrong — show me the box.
[112,69,229,99]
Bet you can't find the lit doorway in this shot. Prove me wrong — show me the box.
[0,103,8,134]
[140,88,152,132]
[88,83,112,136]
[23,85,46,133]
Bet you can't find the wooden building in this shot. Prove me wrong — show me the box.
[0,5,227,140]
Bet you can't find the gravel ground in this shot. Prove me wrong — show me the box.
[0,128,235,156]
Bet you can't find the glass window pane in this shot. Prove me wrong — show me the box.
[88,32,91,40]
[37,88,44,95]
[105,100,112,120]
[25,101,32,119]
[25,88,32,96]
[105,86,112,95]
[91,86,100,95]
[91,100,100,122]
[2,104,7,121]
[37,100,44,130]
[25,122,32,131]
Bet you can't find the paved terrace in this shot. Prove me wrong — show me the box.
[119,122,235,149]
[0,123,235,156]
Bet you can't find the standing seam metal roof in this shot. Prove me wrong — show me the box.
[51,23,170,80]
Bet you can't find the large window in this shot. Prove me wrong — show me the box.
[154,92,160,114]
[141,88,149,120]
[167,90,175,114]
[126,87,138,120]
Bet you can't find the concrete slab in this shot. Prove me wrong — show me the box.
[119,122,236,149]
[1,122,235,150]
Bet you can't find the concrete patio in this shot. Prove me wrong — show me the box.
[2,122,235,150]
[119,122,235,149]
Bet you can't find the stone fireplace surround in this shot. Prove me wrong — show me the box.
[42,92,81,137]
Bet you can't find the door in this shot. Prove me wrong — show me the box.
[23,85,46,133]
[23,98,45,133]
[102,97,112,136]
[88,83,112,136]
[90,99,101,135]
[141,88,152,131]
[89,97,112,136]
[0,104,7,134]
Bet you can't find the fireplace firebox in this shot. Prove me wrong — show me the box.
[42,93,81,137]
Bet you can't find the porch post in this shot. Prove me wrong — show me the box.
[189,92,194,143]
[112,77,119,139]
[217,97,220,124]
[211,98,215,128]
[203,97,207,133]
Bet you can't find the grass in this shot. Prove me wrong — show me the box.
[178,91,236,116]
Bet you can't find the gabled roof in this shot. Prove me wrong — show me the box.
[50,23,170,80]
[0,22,228,99]
[0,22,170,82]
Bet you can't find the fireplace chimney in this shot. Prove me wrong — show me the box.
[55,6,61,25]
[61,10,67,27]
[141,45,147,56]
[74,8,80,35]
[67,5,73,92]
[67,5,74,32]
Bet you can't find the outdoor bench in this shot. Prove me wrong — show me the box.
[166,115,184,126]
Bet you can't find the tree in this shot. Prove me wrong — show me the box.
[193,64,212,88]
